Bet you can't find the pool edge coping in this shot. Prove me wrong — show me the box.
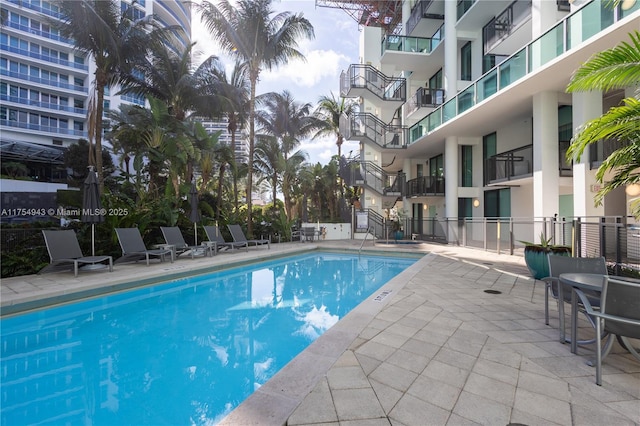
[218,252,437,426]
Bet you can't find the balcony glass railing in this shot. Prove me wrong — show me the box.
[409,0,628,144]
[0,94,86,115]
[4,21,71,44]
[0,119,87,138]
[0,69,88,93]
[6,0,63,19]
[381,26,443,55]
[0,45,89,71]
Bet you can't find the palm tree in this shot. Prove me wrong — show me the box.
[314,92,358,160]
[566,29,640,218]
[209,60,250,213]
[256,90,319,218]
[254,135,283,211]
[51,0,175,192]
[197,0,314,237]
[313,92,358,196]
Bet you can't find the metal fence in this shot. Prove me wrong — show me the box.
[406,216,639,274]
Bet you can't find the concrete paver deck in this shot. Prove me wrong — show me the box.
[2,240,639,425]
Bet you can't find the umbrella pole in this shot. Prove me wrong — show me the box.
[194,222,198,246]
[92,224,96,256]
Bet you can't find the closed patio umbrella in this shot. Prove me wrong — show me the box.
[82,166,103,256]
[189,182,200,245]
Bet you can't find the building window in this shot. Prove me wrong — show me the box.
[461,42,472,81]
[428,69,442,89]
[484,188,511,218]
[429,154,443,179]
[483,132,496,185]
[461,145,473,187]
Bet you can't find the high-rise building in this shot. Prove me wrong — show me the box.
[0,0,191,213]
[197,116,249,165]
[325,0,640,240]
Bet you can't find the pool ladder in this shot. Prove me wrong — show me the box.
[358,226,374,255]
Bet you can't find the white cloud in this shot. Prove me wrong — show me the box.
[260,49,348,88]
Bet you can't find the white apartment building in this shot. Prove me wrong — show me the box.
[0,0,190,200]
[197,116,249,165]
[331,0,639,241]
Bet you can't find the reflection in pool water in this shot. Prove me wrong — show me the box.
[1,251,417,425]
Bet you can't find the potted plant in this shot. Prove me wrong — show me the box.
[389,207,406,241]
[391,219,404,241]
[520,232,571,279]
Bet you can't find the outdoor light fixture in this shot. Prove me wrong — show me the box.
[621,0,636,10]
[473,199,480,208]
[625,183,640,197]
[423,204,427,210]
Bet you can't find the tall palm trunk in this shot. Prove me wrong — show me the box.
[216,163,226,220]
[94,71,107,194]
[246,73,257,237]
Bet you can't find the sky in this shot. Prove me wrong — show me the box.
[190,0,362,165]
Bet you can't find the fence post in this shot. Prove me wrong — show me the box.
[462,218,467,247]
[599,217,606,258]
[509,217,514,255]
[483,218,487,251]
[615,217,622,275]
[496,220,501,255]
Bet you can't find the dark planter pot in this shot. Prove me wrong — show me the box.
[393,230,404,241]
[523,245,571,279]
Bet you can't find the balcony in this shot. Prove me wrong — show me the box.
[406,176,445,197]
[483,0,532,55]
[341,112,407,149]
[380,26,443,69]
[341,159,404,199]
[340,64,406,122]
[406,0,441,35]
[589,138,629,169]
[406,88,445,118]
[484,144,533,186]
[409,0,633,145]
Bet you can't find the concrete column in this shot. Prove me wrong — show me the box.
[445,136,458,221]
[572,91,603,218]
[533,91,559,218]
[444,0,457,96]
[531,0,558,38]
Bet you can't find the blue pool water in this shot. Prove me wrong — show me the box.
[1,251,417,425]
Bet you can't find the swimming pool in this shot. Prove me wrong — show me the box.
[1,251,417,425]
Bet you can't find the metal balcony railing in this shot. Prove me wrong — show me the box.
[341,159,404,197]
[341,113,407,149]
[483,0,532,54]
[340,64,406,102]
[484,144,533,185]
[406,88,445,115]
[406,0,437,35]
[405,176,445,197]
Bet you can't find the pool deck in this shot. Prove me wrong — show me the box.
[2,240,639,425]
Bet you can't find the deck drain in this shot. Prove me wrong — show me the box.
[373,290,392,302]
[484,289,502,294]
